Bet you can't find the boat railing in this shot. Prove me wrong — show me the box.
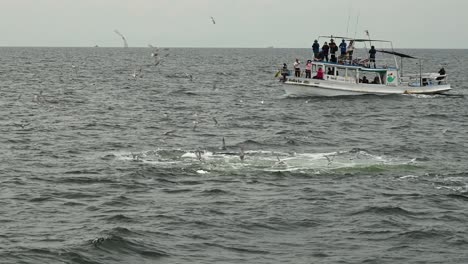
[401,73,448,87]
[346,56,395,69]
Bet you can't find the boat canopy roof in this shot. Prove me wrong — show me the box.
[377,50,418,59]
[317,35,392,43]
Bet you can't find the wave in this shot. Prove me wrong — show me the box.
[349,205,422,217]
[201,188,231,196]
[161,188,194,194]
[234,139,267,147]
[99,195,135,207]
[2,248,100,264]
[105,214,137,223]
[28,196,54,202]
[446,193,468,201]
[89,228,170,260]
[394,228,453,241]
[202,242,269,254]
[48,191,103,200]
[55,175,115,185]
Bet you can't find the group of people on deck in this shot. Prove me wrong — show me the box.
[281,60,323,81]
[312,38,357,64]
[280,38,380,81]
[312,38,378,68]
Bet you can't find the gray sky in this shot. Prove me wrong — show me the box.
[0,0,466,48]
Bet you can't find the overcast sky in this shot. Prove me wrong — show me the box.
[0,0,466,48]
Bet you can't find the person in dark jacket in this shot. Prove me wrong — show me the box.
[280,63,289,82]
[436,67,446,84]
[369,46,377,68]
[312,40,320,59]
[322,42,329,62]
[329,39,338,63]
[314,51,325,61]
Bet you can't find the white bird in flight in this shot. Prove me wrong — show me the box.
[210,16,216,24]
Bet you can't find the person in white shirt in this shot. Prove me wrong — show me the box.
[293,58,301,77]
[346,40,355,64]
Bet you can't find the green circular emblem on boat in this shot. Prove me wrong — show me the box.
[387,75,395,83]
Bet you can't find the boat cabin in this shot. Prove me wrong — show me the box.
[303,61,399,87]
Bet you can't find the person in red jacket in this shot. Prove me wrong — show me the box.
[313,67,324,79]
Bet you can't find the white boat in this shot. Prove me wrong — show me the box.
[280,36,451,97]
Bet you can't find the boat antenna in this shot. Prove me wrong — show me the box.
[353,10,360,39]
[419,58,422,87]
[345,4,352,36]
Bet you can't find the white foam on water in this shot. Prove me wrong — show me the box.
[399,175,419,179]
[110,148,417,173]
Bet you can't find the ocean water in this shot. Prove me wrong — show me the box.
[1,47,467,264]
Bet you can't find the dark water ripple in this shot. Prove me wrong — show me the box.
[1,47,468,263]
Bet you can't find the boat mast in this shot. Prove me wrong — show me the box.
[401,57,403,77]
[353,11,360,39]
[390,41,399,79]
[419,58,422,87]
[346,4,352,36]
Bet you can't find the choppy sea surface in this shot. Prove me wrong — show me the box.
[1,47,467,264]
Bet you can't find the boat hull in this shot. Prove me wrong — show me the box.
[282,78,452,97]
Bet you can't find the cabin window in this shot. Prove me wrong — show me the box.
[312,64,323,74]
[346,69,357,78]
[346,69,358,83]
[361,72,385,84]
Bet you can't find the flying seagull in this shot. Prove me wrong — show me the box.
[324,154,335,166]
[221,137,226,150]
[239,146,245,161]
[114,30,129,48]
[210,16,216,24]
[275,156,287,166]
[185,73,193,81]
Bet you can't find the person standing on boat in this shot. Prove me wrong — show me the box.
[436,67,446,84]
[346,40,355,64]
[369,46,377,68]
[322,42,330,62]
[305,60,312,78]
[312,40,320,59]
[339,39,347,59]
[329,39,338,63]
[280,63,289,82]
[293,58,301,77]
